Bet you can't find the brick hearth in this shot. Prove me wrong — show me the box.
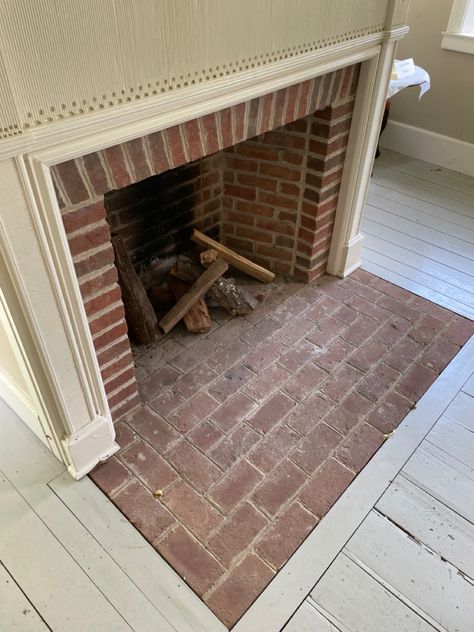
[90,269,474,627]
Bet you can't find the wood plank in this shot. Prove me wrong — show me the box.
[363,245,474,309]
[373,165,474,210]
[377,152,474,196]
[191,229,275,282]
[363,216,474,276]
[346,510,474,631]
[369,182,474,230]
[310,554,436,632]
[0,562,49,631]
[111,235,158,344]
[376,476,474,578]
[462,372,474,397]
[426,415,474,470]
[361,258,474,320]
[367,192,474,243]
[51,472,226,632]
[365,205,474,261]
[402,446,474,524]
[284,600,341,631]
[444,391,474,431]
[159,258,228,333]
[167,275,212,334]
[0,474,132,631]
[363,231,474,296]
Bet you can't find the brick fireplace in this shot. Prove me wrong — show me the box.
[51,63,360,422]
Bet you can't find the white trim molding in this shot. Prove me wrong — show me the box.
[380,120,474,177]
[442,0,474,54]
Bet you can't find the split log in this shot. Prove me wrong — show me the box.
[200,249,219,266]
[166,276,212,334]
[111,235,158,344]
[159,259,228,334]
[171,257,258,316]
[191,229,275,283]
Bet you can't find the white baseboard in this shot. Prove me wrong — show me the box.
[380,120,474,178]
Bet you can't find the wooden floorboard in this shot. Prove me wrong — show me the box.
[362,151,474,319]
[0,562,50,631]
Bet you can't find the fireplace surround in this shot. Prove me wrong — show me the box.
[51,65,360,423]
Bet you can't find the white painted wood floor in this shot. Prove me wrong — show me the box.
[284,365,474,632]
[361,150,474,320]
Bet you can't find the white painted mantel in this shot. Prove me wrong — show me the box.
[0,1,409,477]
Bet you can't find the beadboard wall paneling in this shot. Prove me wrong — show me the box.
[0,0,390,136]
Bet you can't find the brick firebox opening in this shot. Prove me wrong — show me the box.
[52,63,360,422]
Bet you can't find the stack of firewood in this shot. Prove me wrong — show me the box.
[111,229,275,344]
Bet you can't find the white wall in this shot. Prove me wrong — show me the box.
[381,0,474,174]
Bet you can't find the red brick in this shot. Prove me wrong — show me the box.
[100,352,133,382]
[183,118,204,162]
[314,337,355,372]
[162,480,223,540]
[172,338,217,372]
[247,392,296,434]
[84,285,122,317]
[113,480,175,543]
[89,456,131,495]
[79,265,117,299]
[252,459,307,516]
[210,392,257,433]
[138,366,180,401]
[103,145,133,189]
[188,421,224,452]
[258,191,299,211]
[74,244,115,278]
[291,422,341,473]
[53,159,90,205]
[241,318,282,346]
[158,526,223,596]
[377,294,420,323]
[169,391,219,433]
[279,340,318,372]
[246,97,260,138]
[235,226,273,244]
[356,363,401,403]
[283,362,327,402]
[124,138,152,181]
[441,316,474,346]
[82,152,110,195]
[114,422,136,452]
[68,222,110,258]
[172,365,218,400]
[396,362,438,402]
[305,295,340,322]
[63,200,106,235]
[256,502,316,569]
[375,317,412,346]
[320,363,363,401]
[408,314,445,346]
[249,424,300,472]
[104,366,135,395]
[166,440,221,492]
[245,364,291,402]
[207,337,252,372]
[208,363,255,402]
[367,391,412,434]
[337,423,385,473]
[209,424,260,469]
[257,91,274,135]
[108,382,139,412]
[89,305,125,337]
[149,388,183,418]
[210,460,263,512]
[422,337,459,373]
[208,503,268,567]
[286,393,334,436]
[120,438,177,491]
[407,295,454,323]
[218,107,233,149]
[284,84,299,123]
[307,315,346,348]
[342,315,376,346]
[164,125,187,167]
[126,404,180,452]
[325,391,373,435]
[299,458,355,517]
[206,554,274,628]
[146,131,170,175]
[384,337,425,372]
